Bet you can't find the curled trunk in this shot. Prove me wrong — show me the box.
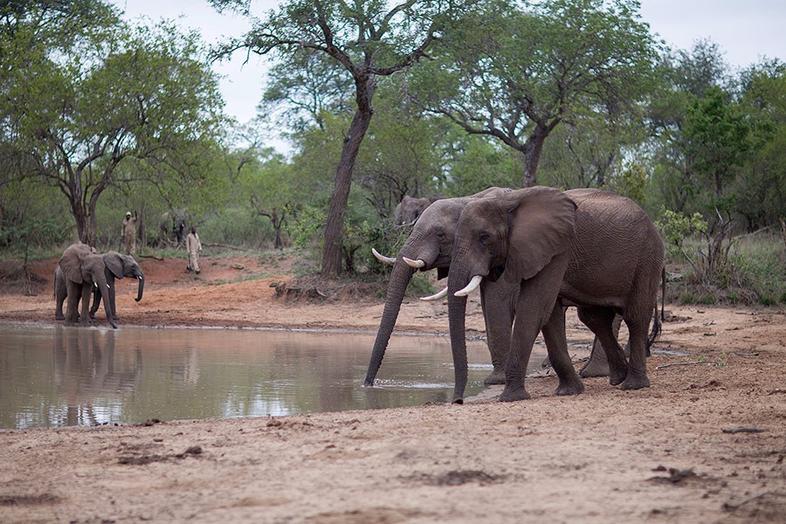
[364,260,415,385]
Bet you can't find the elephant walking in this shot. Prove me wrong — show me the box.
[57,243,145,328]
[447,188,664,402]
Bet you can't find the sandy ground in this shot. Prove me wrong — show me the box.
[1,255,786,522]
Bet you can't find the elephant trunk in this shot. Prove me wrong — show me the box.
[447,265,471,404]
[135,274,144,302]
[364,260,415,386]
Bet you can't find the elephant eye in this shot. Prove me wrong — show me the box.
[479,232,490,245]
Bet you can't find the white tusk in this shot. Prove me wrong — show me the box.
[402,256,425,269]
[420,287,448,301]
[454,275,483,297]
[107,284,110,288]
[93,282,98,288]
[371,248,396,265]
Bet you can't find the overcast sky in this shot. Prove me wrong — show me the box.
[114,0,786,145]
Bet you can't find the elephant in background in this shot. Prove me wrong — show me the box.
[58,243,145,329]
[158,209,190,247]
[393,196,438,227]
[447,187,664,403]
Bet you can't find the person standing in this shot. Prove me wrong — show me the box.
[186,226,202,274]
[122,211,137,255]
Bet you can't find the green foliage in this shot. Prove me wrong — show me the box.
[656,209,707,258]
[607,164,648,205]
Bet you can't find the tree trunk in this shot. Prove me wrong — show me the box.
[320,78,375,276]
[520,128,548,188]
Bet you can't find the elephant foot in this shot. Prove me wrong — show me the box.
[555,379,584,396]
[620,373,650,390]
[55,313,65,321]
[579,357,610,378]
[483,368,506,385]
[608,365,628,386]
[499,385,530,402]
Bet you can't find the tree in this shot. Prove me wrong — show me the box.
[212,0,464,276]
[414,0,657,187]
[2,11,223,245]
[683,87,755,202]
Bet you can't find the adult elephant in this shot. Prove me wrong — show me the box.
[366,187,515,387]
[393,195,437,227]
[58,243,145,328]
[447,187,664,403]
[158,209,189,247]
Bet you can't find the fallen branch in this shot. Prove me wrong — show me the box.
[656,361,713,370]
[722,426,766,434]
[138,254,164,261]
[203,242,254,252]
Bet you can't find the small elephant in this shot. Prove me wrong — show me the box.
[447,187,664,402]
[58,243,145,329]
[393,196,438,227]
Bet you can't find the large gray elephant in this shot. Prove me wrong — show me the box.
[58,243,145,329]
[446,187,664,403]
[366,187,515,387]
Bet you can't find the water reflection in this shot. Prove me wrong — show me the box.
[0,325,542,429]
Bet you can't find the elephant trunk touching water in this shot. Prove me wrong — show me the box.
[364,188,513,387]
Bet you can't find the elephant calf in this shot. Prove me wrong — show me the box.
[57,243,144,328]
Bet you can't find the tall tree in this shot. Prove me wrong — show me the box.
[212,0,464,276]
[2,14,223,245]
[414,0,657,187]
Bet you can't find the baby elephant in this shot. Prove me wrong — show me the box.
[55,243,144,327]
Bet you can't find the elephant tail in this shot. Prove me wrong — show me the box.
[646,269,667,356]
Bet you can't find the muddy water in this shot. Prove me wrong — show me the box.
[0,324,545,429]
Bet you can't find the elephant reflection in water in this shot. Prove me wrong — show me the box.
[52,326,142,426]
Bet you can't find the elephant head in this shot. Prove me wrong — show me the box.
[364,187,511,387]
[445,187,577,402]
[90,251,144,322]
[393,196,435,227]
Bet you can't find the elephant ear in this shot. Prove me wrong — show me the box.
[103,252,124,279]
[502,187,577,281]
[59,242,91,284]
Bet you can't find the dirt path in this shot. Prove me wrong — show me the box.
[1,255,785,522]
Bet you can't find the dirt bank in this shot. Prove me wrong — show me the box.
[1,255,785,522]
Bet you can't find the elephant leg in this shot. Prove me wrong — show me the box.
[500,253,570,403]
[90,286,100,319]
[541,304,584,396]
[65,281,81,324]
[55,288,66,321]
[480,278,516,385]
[579,314,624,378]
[620,309,651,390]
[80,285,92,326]
[577,306,628,386]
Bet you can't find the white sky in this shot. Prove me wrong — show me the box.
[113,0,786,149]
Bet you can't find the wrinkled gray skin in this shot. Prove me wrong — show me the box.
[393,196,436,227]
[365,187,512,387]
[58,243,144,329]
[447,188,664,403]
[159,209,189,246]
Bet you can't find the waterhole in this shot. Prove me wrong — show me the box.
[0,324,545,429]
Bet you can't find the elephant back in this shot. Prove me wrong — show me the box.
[59,243,93,284]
